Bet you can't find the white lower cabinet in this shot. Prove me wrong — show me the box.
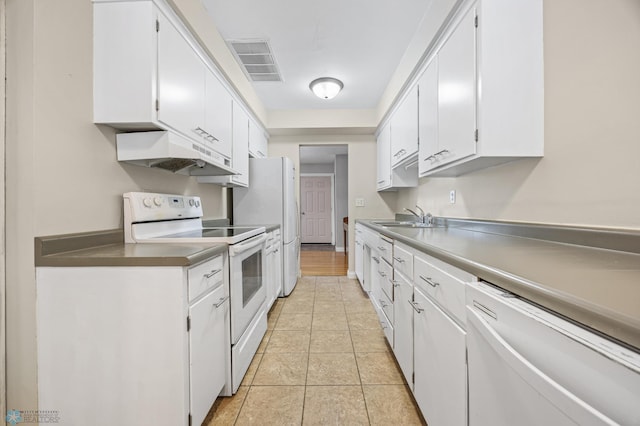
[393,270,414,389]
[414,286,467,426]
[189,283,228,425]
[36,254,230,426]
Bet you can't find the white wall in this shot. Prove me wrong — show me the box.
[300,163,334,174]
[396,0,640,230]
[4,0,239,412]
[269,135,396,273]
[334,154,349,251]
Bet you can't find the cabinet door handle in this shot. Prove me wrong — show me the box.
[380,321,388,330]
[408,299,424,313]
[377,246,387,251]
[257,150,266,157]
[434,149,450,157]
[372,256,380,264]
[378,271,386,278]
[204,269,222,279]
[379,299,388,308]
[419,275,439,287]
[213,296,229,308]
[423,154,435,162]
[393,256,405,264]
[377,180,385,184]
[392,280,400,288]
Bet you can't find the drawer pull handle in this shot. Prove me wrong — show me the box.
[419,275,439,287]
[204,269,222,279]
[393,256,405,264]
[213,296,229,308]
[408,299,424,313]
[377,246,387,251]
[372,256,380,264]
[380,321,387,330]
[379,299,387,308]
[378,271,386,278]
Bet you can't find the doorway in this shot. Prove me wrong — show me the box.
[298,144,348,274]
[300,174,333,244]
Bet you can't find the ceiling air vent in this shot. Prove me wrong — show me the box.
[228,39,283,82]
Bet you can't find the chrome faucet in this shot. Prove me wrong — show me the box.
[404,205,434,226]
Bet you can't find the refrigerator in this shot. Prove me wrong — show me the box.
[233,157,300,296]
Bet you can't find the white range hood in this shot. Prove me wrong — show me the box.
[117,130,237,176]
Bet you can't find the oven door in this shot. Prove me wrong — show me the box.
[229,233,267,344]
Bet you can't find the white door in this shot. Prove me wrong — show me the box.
[300,176,332,243]
[231,102,249,186]
[204,70,232,158]
[189,286,227,426]
[393,271,414,390]
[414,287,467,426]
[437,5,476,167]
[157,13,204,140]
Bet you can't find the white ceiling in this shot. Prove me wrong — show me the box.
[201,0,432,110]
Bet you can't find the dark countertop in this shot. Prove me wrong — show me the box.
[35,229,227,267]
[201,219,279,233]
[358,219,640,351]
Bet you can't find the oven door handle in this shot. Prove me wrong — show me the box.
[228,234,267,256]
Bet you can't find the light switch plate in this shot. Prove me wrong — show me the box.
[355,198,365,207]
[449,190,456,204]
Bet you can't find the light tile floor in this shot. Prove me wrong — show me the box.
[204,276,426,425]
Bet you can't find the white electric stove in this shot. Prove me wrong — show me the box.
[124,192,268,394]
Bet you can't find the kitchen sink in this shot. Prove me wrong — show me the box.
[372,221,440,228]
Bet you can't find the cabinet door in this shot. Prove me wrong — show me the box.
[414,287,467,426]
[376,122,391,190]
[355,238,364,284]
[231,102,249,186]
[157,13,204,140]
[189,287,228,426]
[393,271,414,390]
[249,119,268,158]
[390,85,419,166]
[437,6,476,167]
[418,57,439,175]
[204,70,232,159]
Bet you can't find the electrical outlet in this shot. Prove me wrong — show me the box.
[449,190,456,204]
[355,198,365,207]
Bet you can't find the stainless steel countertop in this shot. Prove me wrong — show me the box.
[35,229,227,267]
[358,220,640,351]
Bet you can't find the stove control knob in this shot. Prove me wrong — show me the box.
[195,200,201,207]
[153,197,163,207]
[189,199,195,207]
[143,198,152,208]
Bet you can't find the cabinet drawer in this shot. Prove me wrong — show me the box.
[377,234,393,264]
[377,257,394,301]
[374,299,394,347]
[374,286,394,328]
[414,253,474,326]
[188,255,224,302]
[393,242,414,280]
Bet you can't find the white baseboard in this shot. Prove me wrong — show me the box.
[335,246,345,252]
[347,271,356,279]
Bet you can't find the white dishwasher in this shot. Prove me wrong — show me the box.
[466,281,640,426]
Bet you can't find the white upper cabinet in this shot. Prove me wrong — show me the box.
[390,86,419,167]
[418,0,543,177]
[433,6,477,172]
[94,0,269,179]
[204,71,233,160]
[418,57,439,175]
[230,102,249,187]
[376,122,392,191]
[377,120,419,192]
[248,119,268,159]
[156,12,206,143]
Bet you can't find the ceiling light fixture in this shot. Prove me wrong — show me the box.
[309,77,344,100]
